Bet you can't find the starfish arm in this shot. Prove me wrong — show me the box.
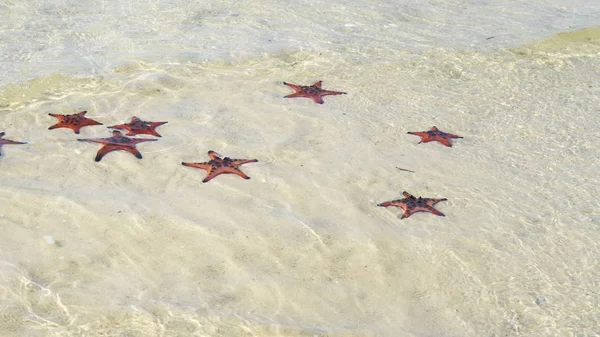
[81,119,103,127]
[0,139,26,145]
[283,82,301,91]
[425,206,445,217]
[377,200,404,207]
[94,145,119,162]
[319,89,347,96]
[78,138,111,144]
[48,113,62,119]
[312,81,322,88]
[427,198,448,206]
[222,167,251,180]
[148,122,167,137]
[198,166,250,182]
[284,92,306,99]
[437,138,453,147]
[201,167,223,183]
[310,95,325,104]
[446,133,463,139]
[400,208,415,219]
[70,125,82,134]
[207,151,222,159]
[150,121,168,128]
[230,158,258,166]
[77,111,88,116]
[48,122,84,134]
[120,146,143,159]
[402,191,416,199]
[407,132,430,143]
[107,124,128,130]
[129,138,158,145]
[182,162,212,171]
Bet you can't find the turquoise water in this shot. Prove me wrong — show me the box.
[1,1,599,336]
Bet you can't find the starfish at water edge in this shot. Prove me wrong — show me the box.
[108,116,168,137]
[78,130,157,162]
[378,191,447,219]
[407,126,463,147]
[182,151,258,183]
[283,81,346,104]
[0,132,26,156]
[48,111,103,134]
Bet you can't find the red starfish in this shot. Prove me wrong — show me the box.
[77,130,157,162]
[407,126,463,147]
[0,132,26,156]
[182,150,258,183]
[283,81,346,104]
[377,191,447,219]
[107,116,168,137]
[48,111,103,134]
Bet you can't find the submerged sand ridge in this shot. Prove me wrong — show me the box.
[1,25,600,337]
[510,26,600,61]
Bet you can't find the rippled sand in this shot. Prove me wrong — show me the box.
[1,1,600,336]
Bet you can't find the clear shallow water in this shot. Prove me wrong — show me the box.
[1,1,600,336]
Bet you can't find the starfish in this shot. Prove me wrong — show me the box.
[182,151,258,183]
[48,111,103,134]
[0,132,26,156]
[377,191,447,219]
[407,126,463,147]
[283,81,346,104]
[77,130,157,162]
[107,116,168,137]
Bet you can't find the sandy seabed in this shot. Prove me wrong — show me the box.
[1,2,599,336]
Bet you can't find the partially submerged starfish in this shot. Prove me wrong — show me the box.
[407,126,463,147]
[283,81,346,104]
[0,132,26,156]
[378,191,447,219]
[182,151,258,183]
[48,111,103,134]
[107,116,168,137]
[78,130,157,162]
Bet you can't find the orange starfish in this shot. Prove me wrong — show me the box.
[0,132,26,156]
[378,191,447,219]
[283,81,346,104]
[407,126,463,147]
[48,111,103,134]
[78,130,157,162]
[182,151,258,183]
[107,116,168,137]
